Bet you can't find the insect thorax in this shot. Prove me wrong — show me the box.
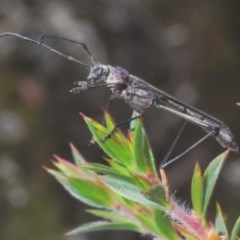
[105,66,129,93]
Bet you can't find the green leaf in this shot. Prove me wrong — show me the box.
[83,163,124,176]
[52,155,94,179]
[144,185,169,209]
[231,216,240,240]
[68,177,113,208]
[202,151,229,218]
[51,171,112,208]
[83,163,134,180]
[104,110,118,131]
[107,158,134,176]
[133,120,157,176]
[133,208,178,239]
[133,120,148,172]
[67,221,141,236]
[134,210,160,236]
[154,209,179,240]
[70,143,87,165]
[83,114,134,168]
[191,163,203,217]
[102,175,158,206]
[88,209,138,224]
[215,203,229,238]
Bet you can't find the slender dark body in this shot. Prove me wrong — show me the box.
[72,64,238,153]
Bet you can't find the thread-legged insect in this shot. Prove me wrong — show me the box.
[0,32,238,168]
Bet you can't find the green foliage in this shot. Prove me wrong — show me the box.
[202,151,228,218]
[191,163,203,217]
[191,151,228,220]
[231,216,240,240]
[215,203,229,238]
[66,221,141,235]
[47,111,239,240]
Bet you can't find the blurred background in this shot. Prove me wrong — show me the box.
[0,0,239,239]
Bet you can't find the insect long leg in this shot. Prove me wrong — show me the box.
[101,95,117,125]
[105,95,117,112]
[161,129,215,169]
[89,95,117,145]
[102,114,143,142]
[154,96,238,152]
[39,34,95,64]
[161,120,188,166]
[0,32,90,69]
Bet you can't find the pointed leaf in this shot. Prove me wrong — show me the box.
[140,128,157,177]
[66,221,140,235]
[83,163,133,180]
[154,209,179,240]
[231,216,240,240]
[215,203,229,238]
[52,155,93,178]
[102,175,158,206]
[202,151,229,217]
[83,163,124,176]
[70,143,87,165]
[191,163,203,217]
[133,119,148,172]
[51,171,112,208]
[104,110,118,131]
[134,210,160,236]
[68,177,113,208]
[88,209,137,224]
[173,223,199,240]
[144,184,169,209]
[133,120,157,176]
[83,115,134,167]
[106,159,133,176]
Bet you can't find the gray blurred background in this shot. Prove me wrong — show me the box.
[0,1,239,240]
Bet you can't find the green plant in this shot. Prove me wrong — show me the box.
[46,111,240,240]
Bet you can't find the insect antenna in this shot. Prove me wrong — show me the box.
[39,34,96,65]
[80,42,95,65]
[0,32,91,69]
